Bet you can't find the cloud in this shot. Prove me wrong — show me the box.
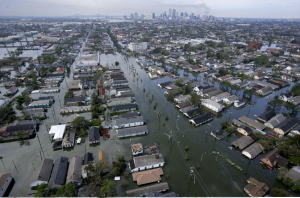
[0,0,299,18]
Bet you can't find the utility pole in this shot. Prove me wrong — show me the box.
[1,158,5,169]
[247,105,252,117]
[228,112,232,122]
[12,160,18,173]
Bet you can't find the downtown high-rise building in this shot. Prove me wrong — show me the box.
[172,9,176,19]
[130,13,134,20]
[169,8,172,18]
[134,12,138,19]
[152,13,155,19]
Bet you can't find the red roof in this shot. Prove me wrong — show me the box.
[57,67,64,72]
[99,87,105,95]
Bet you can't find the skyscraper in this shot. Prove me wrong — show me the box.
[134,12,138,19]
[152,13,155,19]
[172,9,176,19]
[130,13,134,20]
[180,12,183,17]
[169,8,172,18]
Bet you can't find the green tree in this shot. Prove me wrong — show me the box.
[99,179,117,197]
[175,79,183,87]
[271,188,290,197]
[71,116,89,131]
[115,61,119,66]
[43,55,57,64]
[54,183,78,197]
[221,120,229,128]
[16,131,30,146]
[190,93,201,106]
[34,184,50,197]
[184,146,189,151]
[185,154,190,160]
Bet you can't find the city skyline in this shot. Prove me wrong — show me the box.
[0,0,300,19]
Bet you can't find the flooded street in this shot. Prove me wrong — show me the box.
[0,48,294,196]
[103,52,293,196]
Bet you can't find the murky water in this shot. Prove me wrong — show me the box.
[0,37,43,59]
[0,40,296,196]
[102,53,296,196]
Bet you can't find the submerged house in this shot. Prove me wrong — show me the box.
[189,113,213,126]
[260,149,288,168]
[48,157,69,189]
[129,154,165,172]
[66,156,82,186]
[257,110,276,123]
[132,168,164,185]
[30,159,54,187]
[244,177,269,197]
[242,143,265,159]
[89,127,100,144]
[231,136,254,150]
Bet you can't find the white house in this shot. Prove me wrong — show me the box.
[211,92,231,103]
[214,63,224,69]
[223,95,239,104]
[0,172,13,197]
[112,116,144,129]
[128,42,147,52]
[202,99,224,112]
[129,154,165,172]
[48,124,66,141]
[174,95,191,104]
[117,125,148,138]
[156,67,165,75]
[280,93,293,102]
[149,72,158,79]
[0,99,10,108]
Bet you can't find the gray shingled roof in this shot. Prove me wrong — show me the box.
[31,159,53,184]
[48,157,68,189]
[231,136,254,149]
[66,156,82,184]
[243,142,264,159]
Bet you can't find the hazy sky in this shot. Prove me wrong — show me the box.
[0,0,299,18]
